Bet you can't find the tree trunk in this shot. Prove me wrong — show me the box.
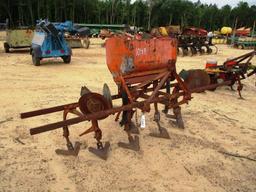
[37,0,41,20]
[27,0,34,25]
[3,0,13,26]
[168,14,172,25]
[110,0,115,24]
[147,9,152,30]
[54,0,58,21]
[72,0,75,22]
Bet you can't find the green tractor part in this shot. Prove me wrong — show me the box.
[4,29,34,53]
[232,36,256,49]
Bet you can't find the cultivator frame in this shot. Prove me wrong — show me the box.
[21,67,192,157]
[20,35,232,159]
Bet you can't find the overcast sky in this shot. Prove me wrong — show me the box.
[131,0,256,8]
[189,0,256,8]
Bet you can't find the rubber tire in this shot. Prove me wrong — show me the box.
[4,42,10,53]
[32,51,40,66]
[62,55,71,63]
[238,45,244,49]
[191,47,197,55]
[82,39,90,49]
[207,47,212,54]
[182,47,188,56]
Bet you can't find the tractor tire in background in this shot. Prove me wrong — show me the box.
[190,47,197,55]
[81,38,90,49]
[181,47,189,56]
[62,55,71,63]
[4,42,10,53]
[32,50,40,66]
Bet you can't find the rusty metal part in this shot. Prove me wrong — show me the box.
[55,142,81,156]
[20,102,78,119]
[149,122,170,139]
[204,50,256,97]
[247,68,256,77]
[78,93,110,119]
[118,135,140,151]
[28,80,227,136]
[20,35,239,159]
[180,69,210,91]
[103,83,113,108]
[27,81,230,136]
[88,141,110,160]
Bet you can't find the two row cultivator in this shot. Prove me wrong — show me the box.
[20,35,232,159]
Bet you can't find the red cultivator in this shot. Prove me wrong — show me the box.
[180,50,256,98]
[20,35,231,159]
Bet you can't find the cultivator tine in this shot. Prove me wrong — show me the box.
[129,122,140,134]
[55,141,81,156]
[166,107,185,129]
[118,135,140,151]
[149,128,170,139]
[149,122,170,139]
[176,114,185,128]
[88,141,110,160]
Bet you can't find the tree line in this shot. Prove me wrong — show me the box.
[0,0,255,31]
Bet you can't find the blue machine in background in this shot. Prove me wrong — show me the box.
[31,19,72,66]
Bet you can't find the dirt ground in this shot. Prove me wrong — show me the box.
[0,34,255,192]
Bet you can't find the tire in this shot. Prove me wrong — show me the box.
[62,55,71,63]
[182,47,188,56]
[32,50,40,66]
[82,39,90,49]
[188,47,193,56]
[238,44,244,49]
[207,47,212,54]
[191,47,197,55]
[4,42,10,53]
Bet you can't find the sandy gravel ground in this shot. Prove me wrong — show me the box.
[0,35,255,192]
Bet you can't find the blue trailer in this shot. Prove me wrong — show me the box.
[31,20,72,66]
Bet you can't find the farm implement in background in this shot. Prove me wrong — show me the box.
[151,26,218,57]
[177,27,218,57]
[232,36,256,49]
[180,50,256,98]
[4,28,34,53]
[20,35,235,160]
[31,20,72,66]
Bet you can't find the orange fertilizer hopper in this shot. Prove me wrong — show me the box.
[106,36,178,85]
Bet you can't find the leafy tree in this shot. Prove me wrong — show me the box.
[0,0,255,30]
